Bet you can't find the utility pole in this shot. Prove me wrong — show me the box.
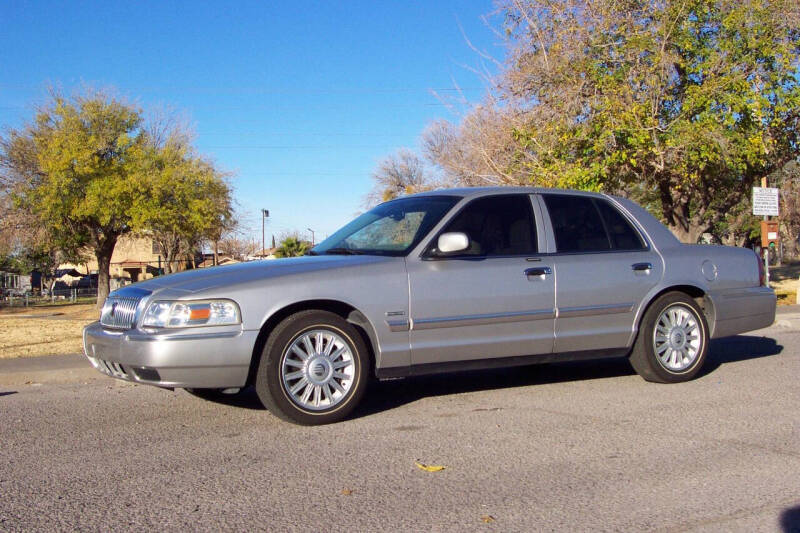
[762,177,768,284]
[307,228,316,246]
[261,209,269,257]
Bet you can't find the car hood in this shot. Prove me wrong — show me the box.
[114,255,398,296]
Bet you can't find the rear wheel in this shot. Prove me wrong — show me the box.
[630,292,709,383]
[255,310,369,425]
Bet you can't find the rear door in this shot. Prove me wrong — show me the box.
[538,194,663,353]
[406,194,555,365]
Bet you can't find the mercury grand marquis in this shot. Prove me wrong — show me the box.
[84,187,776,424]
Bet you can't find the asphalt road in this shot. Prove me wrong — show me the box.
[1,324,799,532]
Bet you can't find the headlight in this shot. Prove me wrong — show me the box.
[141,299,241,328]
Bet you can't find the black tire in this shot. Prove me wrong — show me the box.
[629,291,709,383]
[255,310,369,425]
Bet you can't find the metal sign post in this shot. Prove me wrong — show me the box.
[753,181,780,284]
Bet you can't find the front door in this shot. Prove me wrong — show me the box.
[406,194,555,365]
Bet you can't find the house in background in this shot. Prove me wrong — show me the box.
[58,235,195,284]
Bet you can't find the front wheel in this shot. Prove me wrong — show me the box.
[629,292,709,383]
[255,310,369,425]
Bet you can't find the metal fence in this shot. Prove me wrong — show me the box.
[1,287,98,308]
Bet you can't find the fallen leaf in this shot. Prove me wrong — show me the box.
[340,489,353,496]
[415,461,446,472]
[481,515,496,523]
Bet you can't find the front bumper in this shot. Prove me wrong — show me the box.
[82,321,259,388]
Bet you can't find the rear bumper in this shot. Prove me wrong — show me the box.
[82,321,259,388]
[708,286,776,339]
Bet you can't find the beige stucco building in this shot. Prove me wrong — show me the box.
[60,235,190,283]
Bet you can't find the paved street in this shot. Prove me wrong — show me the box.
[1,323,799,532]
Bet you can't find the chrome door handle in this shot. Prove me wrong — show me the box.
[631,262,652,271]
[525,266,552,279]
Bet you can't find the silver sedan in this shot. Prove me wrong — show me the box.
[84,188,776,424]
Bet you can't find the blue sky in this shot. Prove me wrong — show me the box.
[0,1,501,245]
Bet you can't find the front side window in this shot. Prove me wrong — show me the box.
[312,196,459,256]
[543,194,645,253]
[433,195,537,257]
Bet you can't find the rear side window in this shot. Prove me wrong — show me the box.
[594,199,645,250]
[543,195,644,253]
[439,195,537,256]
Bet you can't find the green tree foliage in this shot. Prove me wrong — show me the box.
[0,91,235,306]
[274,236,310,258]
[131,141,232,273]
[2,92,145,306]
[428,0,800,243]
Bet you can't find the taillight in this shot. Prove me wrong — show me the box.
[755,250,766,286]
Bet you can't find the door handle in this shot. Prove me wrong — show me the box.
[631,262,652,272]
[525,266,552,279]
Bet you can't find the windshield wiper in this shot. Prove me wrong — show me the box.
[322,247,368,255]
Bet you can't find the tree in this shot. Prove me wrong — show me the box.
[1,91,236,307]
[217,237,258,261]
[1,92,145,307]
[428,0,800,243]
[274,234,310,258]
[775,160,800,258]
[130,138,232,274]
[366,149,436,207]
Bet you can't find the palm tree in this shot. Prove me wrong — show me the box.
[274,236,310,258]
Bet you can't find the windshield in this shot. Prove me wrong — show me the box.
[311,195,460,256]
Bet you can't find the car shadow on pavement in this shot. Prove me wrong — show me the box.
[355,334,783,419]
[184,387,265,410]
[181,335,783,418]
[780,505,800,533]
[355,358,638,419]
[701,335,783,377]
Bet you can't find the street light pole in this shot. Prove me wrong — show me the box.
[307,227,315,246]
[261,209,269,257]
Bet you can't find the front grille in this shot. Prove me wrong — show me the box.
[100,297,141,329]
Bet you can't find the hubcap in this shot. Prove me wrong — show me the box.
[281,329,355,411]
[653,304,702,372]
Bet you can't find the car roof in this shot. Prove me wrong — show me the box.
[406,186,609,200]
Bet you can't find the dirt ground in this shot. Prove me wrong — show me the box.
[0,304,97,359]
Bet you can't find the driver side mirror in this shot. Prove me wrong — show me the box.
[437,232,469,254]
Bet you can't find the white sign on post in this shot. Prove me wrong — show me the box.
[752,187,779,216]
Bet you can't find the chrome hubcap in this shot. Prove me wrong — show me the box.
[281,329,355,411]
[653,304,702,372]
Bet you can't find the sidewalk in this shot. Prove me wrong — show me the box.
[774,304,800,330]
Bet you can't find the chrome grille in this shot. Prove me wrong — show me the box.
[100,297,141,329]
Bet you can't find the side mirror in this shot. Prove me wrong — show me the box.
[437,232,469,254]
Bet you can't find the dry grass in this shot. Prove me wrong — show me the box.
[0,304,97,359]
[770,262,800,306]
